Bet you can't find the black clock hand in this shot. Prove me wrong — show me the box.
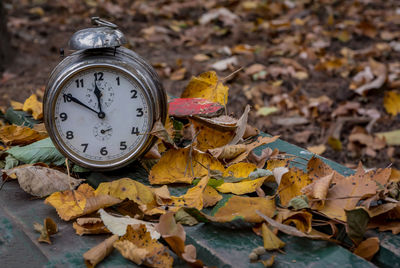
[94,81,105,119]
[63,94,101,116]
[100,128,112,134]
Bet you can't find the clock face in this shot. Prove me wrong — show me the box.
[53,67,151,164]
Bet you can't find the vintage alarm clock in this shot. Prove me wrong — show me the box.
[44,17,167,170]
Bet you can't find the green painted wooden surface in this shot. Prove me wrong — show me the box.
[0,133,398,267]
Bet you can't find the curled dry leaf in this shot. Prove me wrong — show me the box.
[114,224,173,268]
[149,148,224,185]
[229,105,250,145]
[149,120,176,149]
[228,135,280,165]
[98,208,160,240]
[72,217,110,236]
[3,165,84,197]
[156,212,204,267]
[181,71,229,105]
[208,144,247,161]
[275,208,313,233]
[45,184,122,221]
[261,223,285,250]
[301,172,334,210]
[353,59,387,95]
[23,94,43,120]
[83,235,119,268]
[33,217,58,244]
[0,124,47,145]
[353,237,380,261]
[95,178,161,215]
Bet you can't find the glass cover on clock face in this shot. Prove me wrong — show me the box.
[53,67,150,163]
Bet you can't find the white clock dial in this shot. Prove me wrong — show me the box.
[54,67,150,163]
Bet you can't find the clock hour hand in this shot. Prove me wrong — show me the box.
[94,81,105,119]
[63,94,101,116]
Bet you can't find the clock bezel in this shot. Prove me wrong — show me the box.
[44,57,161,171]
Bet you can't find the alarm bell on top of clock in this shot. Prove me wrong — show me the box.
[43,17,167,171]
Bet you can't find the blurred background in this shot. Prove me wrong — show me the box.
[1,0,400,169]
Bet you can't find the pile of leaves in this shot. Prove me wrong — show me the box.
[1,70,400,267]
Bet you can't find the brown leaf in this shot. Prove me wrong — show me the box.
[353,237,380,261]
[83,235,119,268]
[114,224,173,268]
[203,185,222,207]
[73,217,110,236]
[261,223,285,250]
[301,172,334,209]
[3,165,84,197]
[34,217,58,244]
[156,212,203,267]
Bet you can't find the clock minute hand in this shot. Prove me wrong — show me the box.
[63,94,100,116]
[94,82,105,119]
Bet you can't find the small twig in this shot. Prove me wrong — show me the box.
[184,131,200,178]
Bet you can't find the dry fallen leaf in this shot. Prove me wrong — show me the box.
[301,172,334,210]
[181,71,229,105]
[0,124,47,145]
[72,217,110,236]
[261,222,285,250]
[208,144,247,160]
[166,176,209,211]
[33,217,58,244]
[83,235,119,268]
[3,165,84,197]
[216,177,267,195]
[320,165,391,221]
[353,237,380,261]
[45,184,122,221]
[278,168,312,207]
[114,224,173,268]
[95,178,161,215]
[203,185,222,207]
[156,212,203,267]
[149,148,224,184]
[192,119,235,151]
[98,208,160,239]
[23,94,43,120]
[383,90,400,116]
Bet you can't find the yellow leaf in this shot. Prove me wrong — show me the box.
[95,178,158,214]
[275,209,313,233]
[216,177,266,195]
[45,184,121,221]
[23,94,43,120]
[307,144,326,155]
[167,176,209,211]
[203,185,222,207]
[0,125,47,145]
[208,144,247,160]
[10,100,24,110]
[114,224,173,268]
[384,91,400,116]
[278,168,312,206]
[181,71,229,105]
[149,148,224,184]
[223,162,256,178]
[192,120,235,151]
[261,223,285,250]
[212,195,276,223]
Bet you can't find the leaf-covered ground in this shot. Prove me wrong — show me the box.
[2,0,400,169]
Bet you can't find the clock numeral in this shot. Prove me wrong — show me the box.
[136,108,144,117]
[120,141,127,150]
[130,89,137,98]
[75,79,84,88]
[94,72,104,81]
[66,131,74,139]
[81,143,88,153]
[131,127,139,135]
[100,147,108,156]
[60,113,68,121]
[63,93,72,103]
[116,76,120,86]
